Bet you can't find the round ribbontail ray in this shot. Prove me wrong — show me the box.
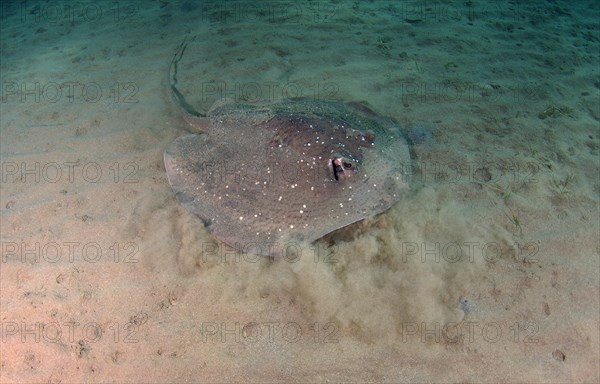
[164,38,411,257]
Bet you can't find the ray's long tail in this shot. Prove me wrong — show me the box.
[168,34,210,131]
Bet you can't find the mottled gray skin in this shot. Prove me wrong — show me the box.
[164,37,411,257]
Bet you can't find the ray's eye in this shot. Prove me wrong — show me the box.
[328,157,358,181]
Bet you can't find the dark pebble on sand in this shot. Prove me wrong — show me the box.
[459,296,474,313]
[552,349,566,361]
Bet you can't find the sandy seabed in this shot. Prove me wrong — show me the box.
[1,1,599,382]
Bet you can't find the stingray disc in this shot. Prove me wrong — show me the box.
[165,98,411,257]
